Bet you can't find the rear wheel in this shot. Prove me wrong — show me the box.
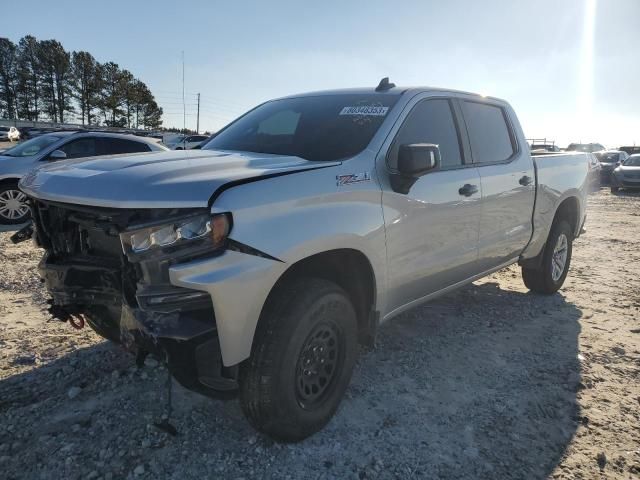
[0,184,30,224]
[239,278,358,442]
[522,220,573,294]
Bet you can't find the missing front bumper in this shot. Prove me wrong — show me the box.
[39,257,238,398]
[120,305,239,398]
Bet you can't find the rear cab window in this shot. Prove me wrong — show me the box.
[461,101,516,164]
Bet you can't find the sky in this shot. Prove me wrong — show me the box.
[3,0,639,148]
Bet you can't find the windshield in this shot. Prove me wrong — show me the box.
[623,156,640,167]
[2,135,61,157]
[596,152,620,163]
[203,93,401,161]
[567,143,603,153]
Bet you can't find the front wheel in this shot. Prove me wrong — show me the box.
[240,278,358,442]
[0,184,30,224]
[522,220,573,294]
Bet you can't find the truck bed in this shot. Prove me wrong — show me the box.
[523,152,589,261]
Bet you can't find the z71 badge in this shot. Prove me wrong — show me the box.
[336,172,371,186]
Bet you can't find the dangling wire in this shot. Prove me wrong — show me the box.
[153,363,178,436]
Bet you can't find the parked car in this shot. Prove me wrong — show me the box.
[0,126,11,140]
[161,134,184,149]
[19,127,62,140]
[611,154,640,192]
[566,142,605,153]
[596,150,629,183]
[586,152,601,189]
[171,134,210,150]
[530,143,560,152]
[18,81,589,441]
[619,145,640,156]
[6,127,21,142]
[0,131,167,224]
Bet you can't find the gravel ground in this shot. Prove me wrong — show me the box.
[0,189,638,480]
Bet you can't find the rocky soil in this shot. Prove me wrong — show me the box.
[0,189,638,479]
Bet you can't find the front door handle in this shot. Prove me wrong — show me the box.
[458,184,479,197]
[519,175,533,186]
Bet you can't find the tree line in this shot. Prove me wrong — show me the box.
[0,36,163,129]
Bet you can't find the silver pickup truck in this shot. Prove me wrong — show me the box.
[18,80,588,441]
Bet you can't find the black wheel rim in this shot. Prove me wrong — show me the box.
[295,321,343,410]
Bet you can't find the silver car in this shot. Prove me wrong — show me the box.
[0,131,167,224]
[611,154,640,192]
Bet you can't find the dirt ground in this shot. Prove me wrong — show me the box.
[0,189,638,480]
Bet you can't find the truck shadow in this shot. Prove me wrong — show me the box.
[0,281,583,479]
[346,280,583,479]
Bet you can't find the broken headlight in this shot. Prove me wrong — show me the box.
[120,213,231,254]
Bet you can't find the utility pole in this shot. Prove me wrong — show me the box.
[181,51,186,133]
[196,93,200,134]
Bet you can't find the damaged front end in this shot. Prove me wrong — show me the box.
[30,199,238,398]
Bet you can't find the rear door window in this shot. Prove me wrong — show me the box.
[100,138,151,154]
[462,101,515,164]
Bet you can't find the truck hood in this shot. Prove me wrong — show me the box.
[19,150,339,209]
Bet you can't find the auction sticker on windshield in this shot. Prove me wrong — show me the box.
[339,106,389,116]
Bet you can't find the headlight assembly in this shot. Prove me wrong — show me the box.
[120,213,231,255]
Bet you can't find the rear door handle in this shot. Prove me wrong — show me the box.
[458,184,478,197]
[519,175,533,186]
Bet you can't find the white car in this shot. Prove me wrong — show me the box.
[8,127,21,142]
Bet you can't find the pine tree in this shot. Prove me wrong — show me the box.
[0,38,18,119]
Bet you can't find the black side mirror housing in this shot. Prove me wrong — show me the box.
[398,143,440,175]
[391,143,440,194]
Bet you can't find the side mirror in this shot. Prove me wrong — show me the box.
[391,143,440,194]
[398,143,440,175]
[48,149,67,161]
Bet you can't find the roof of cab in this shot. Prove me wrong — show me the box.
[274,85,506,104]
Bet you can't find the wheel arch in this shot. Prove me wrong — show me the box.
[554,195,581,238]
[261,248,378,347]
[520,194,581,270]
[0,177,21,188]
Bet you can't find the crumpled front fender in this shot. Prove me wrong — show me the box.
[169,250,287,366]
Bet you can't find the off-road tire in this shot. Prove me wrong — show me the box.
[239,277,358,442]
[611,186,619,193]
[522,220,573,294]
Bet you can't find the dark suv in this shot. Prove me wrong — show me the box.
[596,151,629,183]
